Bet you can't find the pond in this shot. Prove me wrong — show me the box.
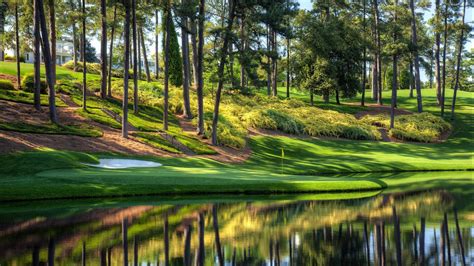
[0,190,472,265]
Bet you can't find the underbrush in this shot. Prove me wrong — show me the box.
[361,113,451,142]
[0,79,14,90]
[0,121,102,137]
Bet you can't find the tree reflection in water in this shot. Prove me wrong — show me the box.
[0,190,472,265]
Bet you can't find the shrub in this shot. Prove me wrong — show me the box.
[362,113,451,142]
[63,60,101,75]
[21,74,47,94]
[0,79,14,90]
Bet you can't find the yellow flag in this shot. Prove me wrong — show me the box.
[281,148,284,158]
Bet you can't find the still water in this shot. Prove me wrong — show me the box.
[0,190,472,265]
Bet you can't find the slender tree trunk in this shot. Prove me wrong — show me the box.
[454,209,466,265]
[444,213,452,265]
[374,0,382,105]
[81,0,87,110]
[132,0,139,114]
[138,30,142,80]
[34,0,41,110]
[0,2,4,61]
[441,2,448,116]
[72,21,78,71]
[409,61,414,97]
[196,0,205,134]
[435,0,441,104]
[48,0,56,84]
[390,0,398,129]
[155,9,160,79]
[181,0,192,119]
[122,0,131,138]
[163,0,171,130]
[184,225,192,266]
[393,207,402,266]
[410,0,423,112]
[361,0,367,106]
[240,16,246,90]
[164,216,169,266]
[108,5,117,97]
[37,0,58,123]
[211,0,236,145]
[372,58,378,101]
[190,18,198,87]
[100,0,107,98]
[310,87,314,106]
[197,213,205,266]
[15,4,20,89]
[48,238,55,266]
[266,24,271,96]
[140,28,151,82]
[272,29,278,96]
[212,205,225,266]
[420,217,425,265]
[451,0,466,120]
[82,241,86,266]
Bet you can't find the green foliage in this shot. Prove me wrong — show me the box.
[0,89,66,106]
[132,132,181,154]
[162,10,183,87]
[0,79,14,90]
[362,113,451,142]
[21,73,47,94]
[0,121,102,137]
[167,129,217,155]
[63,60,102,75]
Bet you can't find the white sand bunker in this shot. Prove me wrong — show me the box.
[84,159,162,169]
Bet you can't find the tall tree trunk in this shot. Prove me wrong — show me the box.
[240,16,246,90]
[37,0,58,123]
[197,213,205,266]
[34,0,41,110]
[190,18,198,87]
[122,0,131,138]
[140,28,151,82]
[435,0,441,104]
[419,217,425,265]
[108,5,117,97]
[271,29,278,96]
[372,59,378,101]
[196,0,205,134]
[441,1,448,117]
[266,24,271,96]
[0,2,5,61]
[163,0,171,130]
[155,9,160,79]
[72,21,78,71]
[164,216,169,266]
[443,213,452,265]
[409,61,414,97]
[450,0,466,120]
[15,3,20,89]
[393,207,402,266]
[390,0,398,129]
[48,0,56,84]
[454,209,466,265]
[100,0,107,98]
[132,0,138,114]
[81,0,87,110]
[211,0,236,145]
[180,0,192,119]
[212,205,224,266]
[138,29,142,80]
[286,34,290,98]
[410,0,423,112]
[374,0,382,105]
[361,0,367,106]
[82,241,86,266]
[184,225,192,266]
[48,238,55,266]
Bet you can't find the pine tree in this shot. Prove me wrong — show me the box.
[162,8,183,87]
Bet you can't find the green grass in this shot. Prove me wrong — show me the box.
[0,61,101,82]
[0,121,102,137]
[0,89,67,106]
[132,132,181,154]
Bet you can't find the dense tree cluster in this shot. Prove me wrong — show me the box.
[0,0,471,145]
